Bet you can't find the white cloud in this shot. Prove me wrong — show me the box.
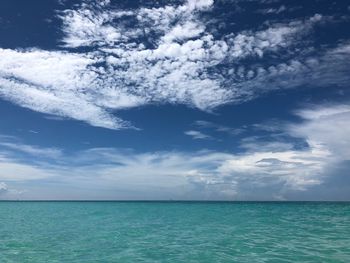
[184,130,212,140]
[227,25,296,58]
[0,48,137,129]
[294,104,350,120]
[0,182,8,193]
[240,139,295,152]
[0,0,346,130]
[290,104,350,158]
[0,142,62,159]
[0,141,331,199]
[0,181,24,198]
[257,5,287,14]
[0,155,55,181]
[218,142,330,191]
[194,120,244,135]
[1,102,349,199]
[162,21,205,43]
[226,14,323,59]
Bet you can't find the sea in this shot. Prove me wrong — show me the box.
[0,201,349,262]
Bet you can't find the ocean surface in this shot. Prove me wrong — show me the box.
[0,202,349,262]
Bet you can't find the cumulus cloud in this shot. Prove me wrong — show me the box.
[0,0,344,129]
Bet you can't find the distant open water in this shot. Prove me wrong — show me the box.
[0,201,349,262]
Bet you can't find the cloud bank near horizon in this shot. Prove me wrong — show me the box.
[1,102,349,200]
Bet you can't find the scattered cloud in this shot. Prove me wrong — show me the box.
[194,120,244,136]
[184,130,213,140]
[225,14,322,59]
[257,5,287,14]
[239,137,296,152]
[251,119,285,133]
[256,5,302,15]
[0,0,346,130]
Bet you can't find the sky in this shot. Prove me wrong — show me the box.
[0,0,349,200]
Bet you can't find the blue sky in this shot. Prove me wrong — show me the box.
[0,0,349,200]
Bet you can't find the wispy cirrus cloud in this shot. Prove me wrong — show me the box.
[256,5,287,14]
[194,120,244,136]
[0,0,349,130]
[184,130,213,140]
[0,154,56,182]
[1,102,349,200]
[0,141,62,159]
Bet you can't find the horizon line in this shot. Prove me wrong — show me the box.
[1,200,350,203]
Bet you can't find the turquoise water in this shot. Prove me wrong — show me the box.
[0,202,350,262]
